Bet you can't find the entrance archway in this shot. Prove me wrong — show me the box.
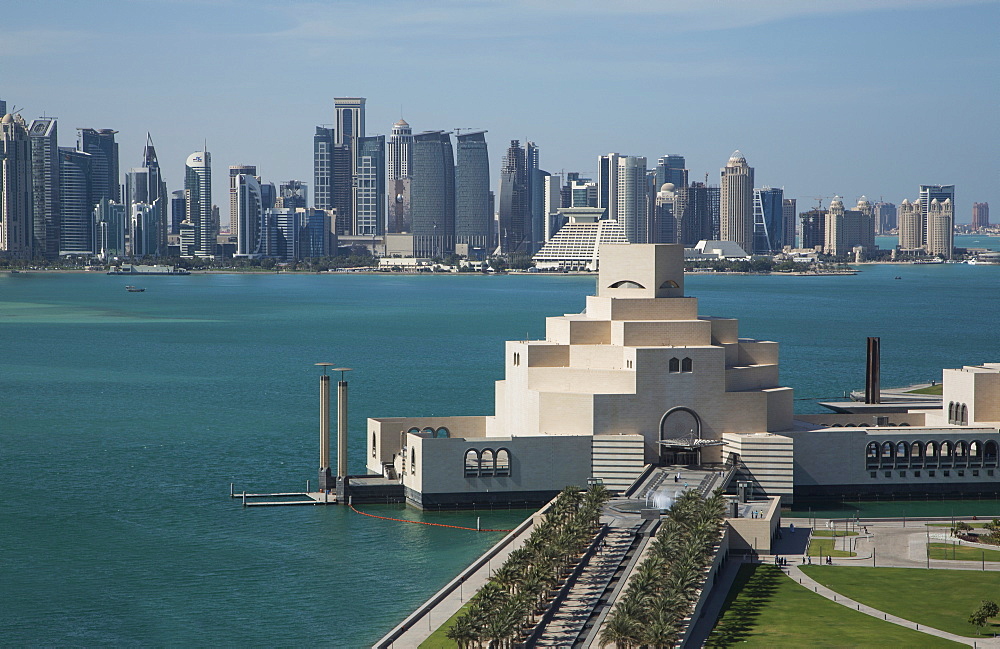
[658,406,704,466]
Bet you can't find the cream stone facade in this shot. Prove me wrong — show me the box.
[366,244,796,508]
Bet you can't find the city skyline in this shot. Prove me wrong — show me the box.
[1,1,996,219]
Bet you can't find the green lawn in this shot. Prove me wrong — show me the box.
[418,602,470,648]
[802,566,1000,637]
[706,564,961,647]
[928,542,1000,562]
[907,384,944,395]
[808,537,857,557]
[812,530,860,537]
[926,522,989,528]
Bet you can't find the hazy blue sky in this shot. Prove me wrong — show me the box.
[2,0,997,223]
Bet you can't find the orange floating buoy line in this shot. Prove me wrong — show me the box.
[348,502,513,532]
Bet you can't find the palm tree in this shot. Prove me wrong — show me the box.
[599,608,642,649]
[446,615,479,649]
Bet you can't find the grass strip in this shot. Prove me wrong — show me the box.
[418,602,471,648]
[928,542,1000,562]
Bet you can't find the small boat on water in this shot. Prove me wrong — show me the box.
[125,285,145,292]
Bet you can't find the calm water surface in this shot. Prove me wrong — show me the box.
[1,262,998,645]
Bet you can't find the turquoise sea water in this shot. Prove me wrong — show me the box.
[1,262,999,645]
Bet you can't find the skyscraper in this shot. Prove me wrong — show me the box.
[184,150,213,258]
[125,135,168,256]
[1,113,32,258]
[926,198,954,259]
[720,151,754,252]
[824,196,874,257]
[616,156,648,243]
[387,119,413,182]
[355,137,385,236]
[77,128,119,203]
[874,201,897,234]
[234,173,262,257]
[799,208,826,250]
[455,131,491,251]
[94,197,126,260]
[497,140,529,254]
[229,164,256,239]
[410,131,455,257]
[59,147,94,255]
[897,199,922,250]
[331,143,352,235]
[781,198,797,248]
[541,173,562,242]
[334,98,365,168]
[918,184,955,246]
[170,190,185,235]
[525,141,542,252]
[655,155,688,189]
[676,182,714,246]
[653,183,678,244]
[598,153,621,220]
[752,187,784,254]
[313,127,334,211]
[972,202,990,230]
[28,117,59,259]
[278,180,308,210]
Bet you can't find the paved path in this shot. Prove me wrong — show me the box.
[785,563,997,647]
[534,526,636,647]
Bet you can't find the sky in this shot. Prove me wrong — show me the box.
[1,0,997,224]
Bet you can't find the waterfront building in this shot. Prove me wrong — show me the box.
[28,117,59,259]
[568,179,598,208]
[410,131,455,257]
[824,196,875,257]
[598,153,621,222]
[387,119,412,181]
[170,190,185,235]
[331,143,353,235]
[389,177,411,234]
[260,181,276,210]
[541,172,562,242]
[58,147,94,255]
[355,137,385,236]
[229,165,256,239]
[233,173,262,257]
[972,202,989,230]
[298,207,334,258]
[532,207,623,271]
[335,97,365,168]
[1,112,33,259]
[77,128,119,204]
[898,199,923,250]
[652,183,677,244]
[94,197,126,259]
[258,207,299,261]
[455,131,491,251]
[526,142,543,253]
[720,151,754,252]
[919,184,955,246]
[823,196,846,256]
[655,155,688,190]
[313,127,334,211]
[926,198,954,259]
[278,180,308,210]
[874,201,897,234]
[752,187,784,254]
[125,135,168,257]
[130,201,160,257]
[497,140,529,254]
[616,156,648,244]
[781,198,797,249]
[184,150,214,258]
[799,208,826,250]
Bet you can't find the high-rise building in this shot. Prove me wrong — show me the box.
[598,153,621,221]
[616,156,648,243]
[94,197,126,260]
[28,117,59,259]
[454,131,491,251]
[388,119,413,182]
[259,207,300,261]
[720,151,754,252]
[823,196,875,257]
[568,179,598,208]
[331,143,352,235]
[278,180,308,210]
[299,208,334,258]
[526,142,542,252]
[355,137,384,236]
[0,100,6,116]
[497,140,529,254]
[184,150,213,258]
[972,202,989,230]
[653,183,678,244]
[676,182,715,246]
[752,187,784,254]
[926,198,954,259]
[410,131,455,257]
[897,199,922,250]
[229,164,256,238]
[130,201,161,257]
[334,97,365,171]
[313,127,334,211]
[799,209,826,250]
[874,201,897,234]
[541,173,562,242]
[125,135,168,257]
[77,128,119,204]
[781,198,797,248]
[233,174,262,257]
[918,184,955,245]
[655,155,688,190]
[1,113,32,258]
[59,147,94,255]
[170,190,185,235]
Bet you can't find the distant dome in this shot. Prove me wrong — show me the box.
[830,196,843,208]
[857,195,870,206]
[660,183,675,192]
[393,118,409,127]
[1,113,13,125]
[727,150,746,165]
[901,198,910,205]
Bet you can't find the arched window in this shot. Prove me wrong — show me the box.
[955,441,967,459]
[948,401,956,424]
[940,441,953,458]
[464,449,480,477]
[495,448,511,477]
[669,358,680,373]
[609,280,645,289]
[985,441,998,466]
[911,441,923,459]
[961,404,969,425]
[881,441,894,459]
[422,426,435,436]
[681,357,693,373]
[480,449,495,477]
[372,432,377,457]
[970,441,982,465]
[896,442,909,458]
[407,427,421,435]
[866,442,879,459]
[436,427,450,438]
[411,447,416,474]
[659,280,680,289]
[926,441,938,458]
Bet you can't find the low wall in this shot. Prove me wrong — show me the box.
[679,525,731,648]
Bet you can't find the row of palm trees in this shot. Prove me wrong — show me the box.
[599,489,727,649]
[446,484,611,648]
